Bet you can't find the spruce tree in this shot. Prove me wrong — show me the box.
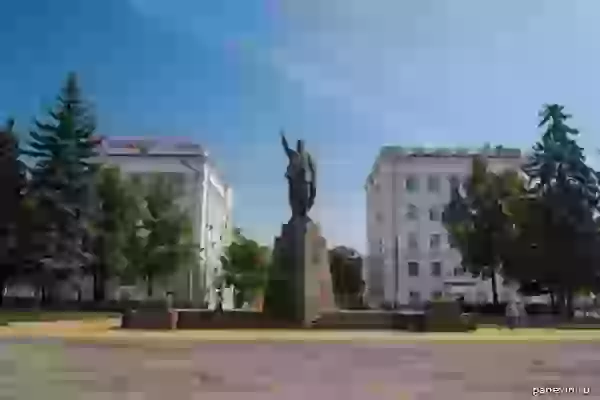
[0,118,25,301]
[23,73,99,294]
[523,104,600,315]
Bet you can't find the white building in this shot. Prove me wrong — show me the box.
[364,145,523,307]
[96,137,234,308]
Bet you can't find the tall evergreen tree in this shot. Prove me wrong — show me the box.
[0,118,26,301]
[523,104,600,314]
[22,73,99,296]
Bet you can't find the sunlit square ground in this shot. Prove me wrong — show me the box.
[0,321,599,399]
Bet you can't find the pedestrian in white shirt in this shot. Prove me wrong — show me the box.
[505,300,519,329]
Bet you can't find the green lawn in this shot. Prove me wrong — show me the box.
[0,311,121,325]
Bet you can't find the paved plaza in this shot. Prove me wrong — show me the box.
[0,327,599,399]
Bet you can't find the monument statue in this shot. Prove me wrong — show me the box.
[280,131,317,219]
[263,131,335,326]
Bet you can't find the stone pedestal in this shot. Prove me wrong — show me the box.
[263,217,335,326]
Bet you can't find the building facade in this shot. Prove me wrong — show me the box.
[96,137,234,308]
[364,146,523,307]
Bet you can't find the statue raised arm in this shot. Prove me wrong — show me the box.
[280,130,293,159]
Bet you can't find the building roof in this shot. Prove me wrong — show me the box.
[96,135,231,190]
[378,145,522,160]
[99,136,207,157]
[366,144,524,186]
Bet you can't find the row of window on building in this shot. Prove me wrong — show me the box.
[374,205,443,223]
[409,290,443,303]
[405,174,461,193]
[406,204,442,221]
[406,261,467,277]
[377,233,446,253]
[372,174,461,193]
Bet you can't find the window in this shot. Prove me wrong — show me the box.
[449,175,460,190]
[429,234,442,250]
[408,262,419,277]
[405,175,419,192]
[408,233,419,249]
[431,261,442,277]
[378,239,385,254]
[409,291,421,303]
[428,175,440,192]
[431,291,443,300]
[406,204,418,220]
[454,265,467,276]
[429,206,441,221]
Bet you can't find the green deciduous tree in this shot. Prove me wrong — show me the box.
[328,246,364,309]
[124,174,198,298]
[443,156,525,305]
[90,166,141,301]
[220,229,270,308]
[22,73,99,298]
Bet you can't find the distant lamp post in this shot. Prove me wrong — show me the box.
[165,291,174,310]
[213,267,224,313]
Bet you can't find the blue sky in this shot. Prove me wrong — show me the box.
[1,1,600,251]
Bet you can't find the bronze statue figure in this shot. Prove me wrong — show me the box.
[280,131,317,219]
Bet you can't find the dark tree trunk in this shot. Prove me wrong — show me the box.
[557,290,567,318]
[146,276,153,298]
[41,285,49,305]
[93,264,106,302]
[490,269,499,306]
[565,289,574,320]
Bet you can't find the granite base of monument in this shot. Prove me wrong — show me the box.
[263,217,335,327]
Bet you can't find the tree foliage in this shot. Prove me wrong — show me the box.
[124,174,198,298]
[518,104,600,312]
[444,104,600,316]
[328,246,364,309]
[22,72,99,291]
[0,118,26,297]
[90,166,141,300]
[220,229,270,307]
[442,156,524,305]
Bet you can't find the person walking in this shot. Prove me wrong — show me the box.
[517,299,527,327]
[215,286,224,313]
[505,299,519,329]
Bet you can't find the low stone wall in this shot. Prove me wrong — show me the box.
[312,310,426,331]
[426,301,476,332]
[121,309,178,330]
[476,314,600,329]
[178,310,274,329]
[121,306,476,331]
